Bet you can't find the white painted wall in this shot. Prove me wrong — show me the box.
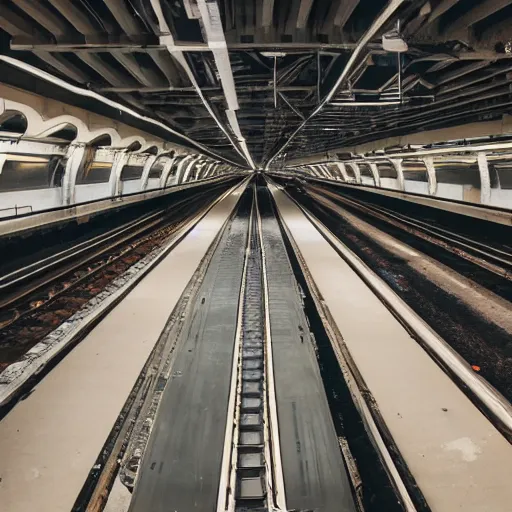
[145,178,161,191]
[435,183,464,201]
[361,176,375,186]
[404,181,429,195]
[380,178,400,190]
[75,183,110,203]
[490,188,512,208]
[120,179,142,195]
[0,188,62,217]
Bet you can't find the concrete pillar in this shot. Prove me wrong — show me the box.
[160,156,177,188]
[181,155,202,183]
[110,150,130,197]
[62,143,86,205]
[335,162,349,181]
[390,158,405,191]
[308,165,322,177]
[369,163,381,187]
[173,155,194,185]
[423,156,437,196]
[140,154,159,191]
[202,162,216,179]
[321,165,333,179]
[477,151,491,205]
[348,162,361,184]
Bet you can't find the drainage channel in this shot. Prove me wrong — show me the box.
[218,184,284,511]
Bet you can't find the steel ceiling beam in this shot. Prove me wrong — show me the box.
[11,42,378,52]
[265,0,408,169]
[448,0,512,33]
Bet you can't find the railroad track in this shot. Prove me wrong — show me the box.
[277,178,512,441]
[0,188,221,372]
[218,185,285,511]
[307,184,512,280]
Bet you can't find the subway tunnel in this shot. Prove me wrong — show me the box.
[0,1,511,511]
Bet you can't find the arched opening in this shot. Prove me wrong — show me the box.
[120,164,144,182]
[434,156,482,203]
[47,124,78,142]
[344,164,356,180]
[125,141,142,152]
[359,163,375,185]
[143,145,159,156]
[402,159,429,194]
[0,111,28,136]
[0,155,59,191]
[89,133,113,147]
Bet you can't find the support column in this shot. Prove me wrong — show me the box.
[160,156,177,188]
[390,158,405,191]
[477,151,491,205]
[62,143,86,206]
[110,150,130,198]
[348,162,361,184]
[202,162,216,179]
[140,154,159,191]
[423,156,437,196]
[321,165,333,179]
[335,162,349,181]
[369,163,381,187]
[307,165,320,177]
[204,162,217,178]
[174,155,194,185]
[181,155,202,183]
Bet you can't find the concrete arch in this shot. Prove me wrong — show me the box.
[0,97,167,152]
[347,163,361,184]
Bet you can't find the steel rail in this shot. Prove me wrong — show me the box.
[0,210,160,295]
[265,176,418,511]
[217,183,286,510]
[282,183,512,441]
[0,195,206,330]
[309,185,512,278]
[0,177,251,410]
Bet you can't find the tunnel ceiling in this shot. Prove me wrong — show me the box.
[2,1,512,169]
